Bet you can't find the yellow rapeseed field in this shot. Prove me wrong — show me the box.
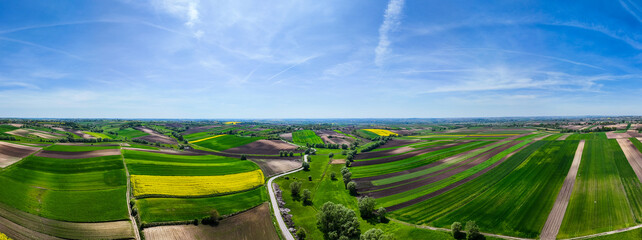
[131,169,264,197]
[363,129,398,136]
[0,233,12,240]
[224,121,241,125]
[189,134,225,143]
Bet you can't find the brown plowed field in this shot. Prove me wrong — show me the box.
[316,130,353,145]
[252,159,301,177]
[540,140,585,240]
[351,141,470,167]
[355,146,415,160]
[223,140,301,155]
[617,139,642,182]
[386,140,535,212]
[6,129,62,139]
[127,148,299,160]
[182,125,220,135]
[0,141,41,168]
[361,141,519,198]
[69,130,95,139]
[36,149,121,159]
[279,133,293,142]
[134,127,177,144]
[143,203,278,240]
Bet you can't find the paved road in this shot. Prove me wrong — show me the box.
[267,154,308,240]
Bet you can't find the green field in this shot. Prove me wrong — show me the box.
[391,141,547,224]
[351,141,492,178]
[559,139,642,238]
[123,149,258,176]
[292,130,324,145]
[44,144,119,152]
[192,134,262,151]
[136,186,267,224]
[334,130,356,139]
[126,143,159,150]
[83,131,112,139]
[0,154,128,222]
[357,129,381,139]
[565,132,607,140]
[0,124,19,133]
[431,140,579,238]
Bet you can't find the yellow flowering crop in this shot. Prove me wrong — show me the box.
[224,121,241,125]
[363,129,398,136]
[131,169,264,197]
[189,134,225,143]
[0,233,12,240]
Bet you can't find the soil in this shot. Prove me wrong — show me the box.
[386,140,536,212]
[252,159,301,177]
[182,125,221,135]
[361,141,520,197]
[126,148,300,160]
[351,141,470,167]
[279,133,293,142]
[617,139,642,183]
[540,140,585,240]
[224,140,301,155]
[143,203,278,240]
[315,130,353,145]
[331,159,346,164]
[557,133,572,140]
[0,141,41,168]
[134,127,177,144]
[355,146,416,160]
[36,149,121,159]
[69,130,95,139]
[6,129,61,139]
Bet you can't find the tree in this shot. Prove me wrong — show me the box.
[297,227,308,240]
[316,202,361,240]
[358,196,377,218]
[330,172,337,180]
[465,221,484,240]
[360,228,394,240]
[329,153,334,158]
[290,181,302,199]
[289,151,294,157]
[451,222,465,240]
[347,181,358,196]
[342,172,352,187]
[341,167,350,176]
[302,189,312,205]
[376,207,387,223]
[302,161,310,171]
[240,154,247,160]
[201,209,220,226]
[345,160,351,167]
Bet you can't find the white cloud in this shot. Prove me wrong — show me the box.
[156,0,200,27]
[375,0,405,67]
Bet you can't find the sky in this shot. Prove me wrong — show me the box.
[0,0,641,118]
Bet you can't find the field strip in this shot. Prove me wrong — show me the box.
[616,139,642,182]
[561,224,642,239]
[391,219,533,240]
[122,153,141,240]
[267,154,307,240]
[188,134,224,144]
[558,133,572,140]
[35,149,121,159]
[0,215,61,240]
[540,140,585,240]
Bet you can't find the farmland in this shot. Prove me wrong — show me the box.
[191,134,262,151]
[292,130,324,145]
[131,169,264,197]
[363,129,399,136]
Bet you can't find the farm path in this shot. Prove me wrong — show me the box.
[121,150,141,240]
[616,138,642,182]
[561,224,642,240]
[267,154,307,240]
[540,140,585,240]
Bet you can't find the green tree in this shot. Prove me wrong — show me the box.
[329,153,334,158]
[347,181,358,196]
[451,222,465,240]
[342,172,352,187]
[341,166,350,175]
[240,154,247,160]
[297,227,308,240]
[358,196,376,218]
[302,189,312,205]
[360,228,394,240]
[302,161,310,171]
[290,181,302,199]
[376,207,387,223]
[331,172,337,180]
[316,202,361,240]
[465,221,484,240]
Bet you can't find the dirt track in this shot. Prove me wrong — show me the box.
[252,159,301,177]
[361,141,519,198]
[143,203,278,240]
[540,140,585,240]
[0,141,41,168]
[36,149,121,159]
[224,140,300,155]
[557,133,572,140]
[617,139,642,183]
[351,141,469,167]
[385,140,535,212]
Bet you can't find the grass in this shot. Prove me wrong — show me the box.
[351,141,492,178]
[0,154,129,222]
[0,125,19,133]
[125,159,258,176]
[559,139,642,238]
[391,140,546,225]
[83,131,112,139]
[430,140,579,238]
[192,134,262,151]
[44,144,119,152]
[565,132,607,140]
[589,228,642,240]
[630,137,642,153]
[292,130,324,145]
[136,186,267,224]
[126,143,159,150]
[542,133,564,140]
[115,128,149,138]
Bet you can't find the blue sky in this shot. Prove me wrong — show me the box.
[0,0,641,118]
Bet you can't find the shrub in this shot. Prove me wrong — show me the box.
[376,207,387,223]
[240,154,247,160]
[302,161,310,171]
[201,209,220,226]
[347,181,358,196]
[343,172,352,187]
[296,227,307,240]
[290,181,302,199]
[330,172,337,180]
[465,221,484,240]
[302,189,312,205]
[329,153,334,158]
[360,228,394,240]
[451,222,465,240]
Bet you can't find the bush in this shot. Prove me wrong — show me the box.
[465,221,484,240]
[360,228,394,240]
[302,189,312,205]
[451,222,465,240]
[201,209,220,226]
[330,172,337,180]
[347,181,358,196]
[376,207,387,223]
[329,153,334,158]
[290,181,302,199]
[296,227,307,240]
[341,167,350,175]
[316,202,361,240]
[302,161,310,171]
[240,154,247,160]
[358,196,376,219]
[343,172,352,187]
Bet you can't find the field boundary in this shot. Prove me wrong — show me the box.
[540,140,585,240]
[121,151,141,240]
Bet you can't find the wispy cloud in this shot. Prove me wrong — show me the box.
[620,0,642,23]
[0,36,82,59]
[375,0,404,67]
[268,55,318,84]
